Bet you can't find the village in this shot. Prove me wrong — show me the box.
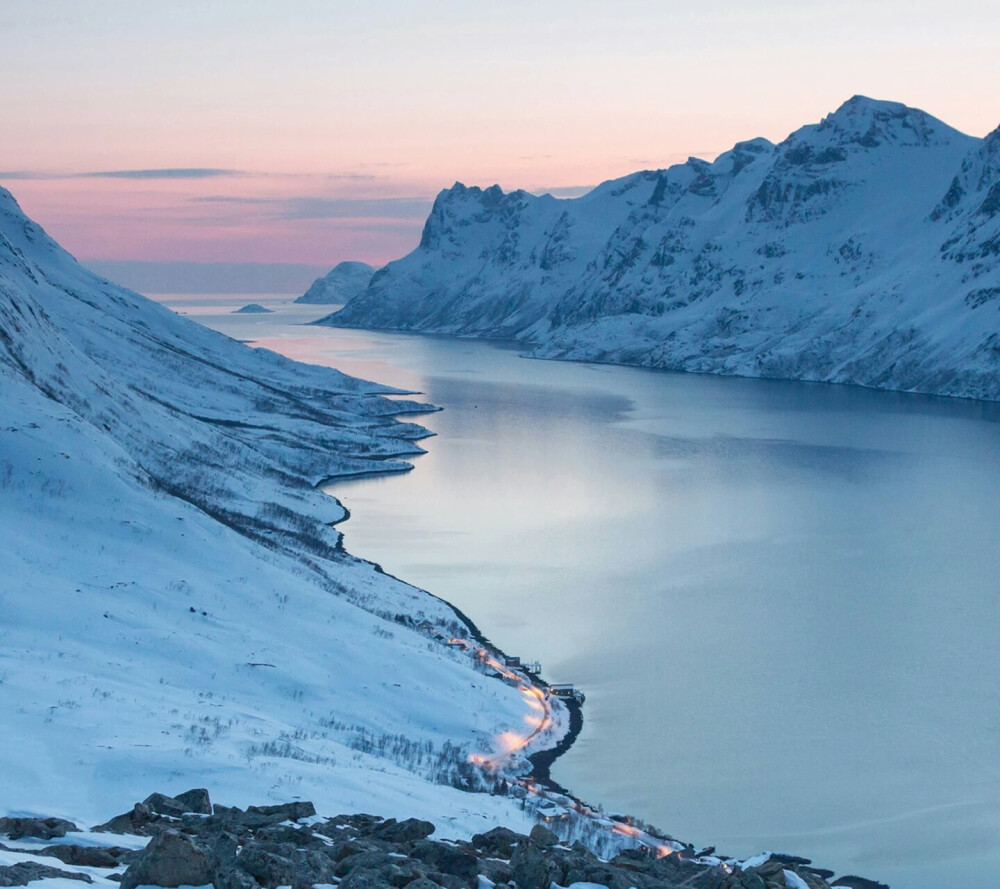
[410,621,701,864]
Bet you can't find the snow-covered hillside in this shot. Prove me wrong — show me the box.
[296,261,375,305]
[323,97,1000,400]
[0,185,559,833]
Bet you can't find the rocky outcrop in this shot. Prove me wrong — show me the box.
[0,817,78,841]
[0,792,884,889]
[119,831,218,889]
[0,862,93,886]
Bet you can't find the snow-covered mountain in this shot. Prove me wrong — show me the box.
[295,261,375,305]
[0,186,558,832]
[322,97,1000,400]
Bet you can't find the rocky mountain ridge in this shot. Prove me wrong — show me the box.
[322,97,1000,400]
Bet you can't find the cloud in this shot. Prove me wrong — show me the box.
[280,197,432,220]
[79,168,241,180]
[191,195,433,220]
[1,168,242,181]
[191,195,271,205]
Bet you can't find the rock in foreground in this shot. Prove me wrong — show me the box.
[2,791,887,889]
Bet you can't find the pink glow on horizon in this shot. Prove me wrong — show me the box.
[3,1,997,268]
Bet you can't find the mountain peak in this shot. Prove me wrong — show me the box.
[814,95,957,148]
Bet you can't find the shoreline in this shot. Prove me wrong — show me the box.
[318,317,1000,407]
[322,472,586,794]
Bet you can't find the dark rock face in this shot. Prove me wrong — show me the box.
[0,816,79,840]
[96,789,216,835]
[471,825,522,858]
[119,830,217,889]
[526,824,557,847]
[408,840,478,884]
[237,845,295,888]
[510,840,561,889]
[175,789,213,815]
[369,818,435,844]
[6,792,873,889]
[245,802,317,823]
[0,862,93,886]
[37,844,133,868]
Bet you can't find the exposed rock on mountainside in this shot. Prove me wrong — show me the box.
[0,184,546,828]
[296,261,376,304]
[322,97,1000,401]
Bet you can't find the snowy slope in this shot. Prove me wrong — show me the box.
[295,261,375,305]
[323,97,1000,400]
[0,185,559,834]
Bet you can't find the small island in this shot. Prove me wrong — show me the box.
[233,303,274,314]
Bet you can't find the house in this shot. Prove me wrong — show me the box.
[535,800,569,822]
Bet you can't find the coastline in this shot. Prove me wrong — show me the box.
[322,470,586,793]
[319,318,1000,405]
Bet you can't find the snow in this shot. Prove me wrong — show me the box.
[295,262,375,305]
[321,96,1000,401]
[0,185,559,837]
[782,870,811,889]
[739,852,772,869]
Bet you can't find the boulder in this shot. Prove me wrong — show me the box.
[246,802,316,823]
[173,789,213,815]
[408,842,478,885]
[143,793,190,818]
[471,826,523,858]
[510,841,561,889]
[38,844,128,868]
[476,857,513,885]
[338,872,395,889]
[0,862,92,886]
[291,849,341,889]
[527,824,558,847]
[94,803,160,836]
[0,817,78,840]
[119,829,217,889]
[237,845,297,889]
[215,867,261,889]
[369,818,435,843]
[831,879,890,889]
[403,879,442,889]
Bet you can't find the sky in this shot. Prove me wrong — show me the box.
[2,0,998,289]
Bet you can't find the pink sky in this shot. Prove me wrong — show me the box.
[3,1,998,269]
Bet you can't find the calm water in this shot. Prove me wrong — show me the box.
[172,295,1000,889]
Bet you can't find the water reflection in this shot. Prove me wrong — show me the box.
[173,296,1000,889]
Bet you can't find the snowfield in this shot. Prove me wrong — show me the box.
[323,96,1000,401]
[0,185,561,836]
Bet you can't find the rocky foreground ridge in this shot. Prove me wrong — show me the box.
[322,96,1000,401]
[0,791,887,889]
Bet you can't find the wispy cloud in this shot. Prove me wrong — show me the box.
[80,168,241,180]
[191,195,433,220]
[280,196,432,220]
[1,168,242,181]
